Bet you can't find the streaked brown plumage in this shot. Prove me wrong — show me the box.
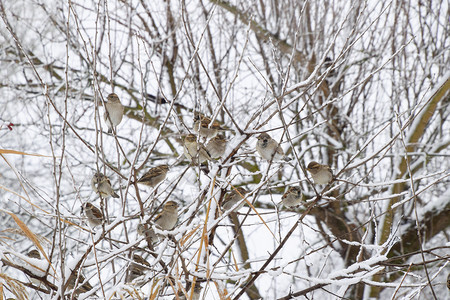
[183,134,211,164]
[126,254,151,283]
[135,165,169,188]
[27,249,41,259]
[193,114,224,138]
[153,201,179,230]
[66,271,94,296]
[222,187,247,212]
[82,202,104,227]
[138,201,179,243]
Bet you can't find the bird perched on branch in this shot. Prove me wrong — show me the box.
[183,134,212,164]
[91,172,119,198]
[193,114,227,138]
[145,93,168,104]
[222,187,247,212]
[126,254,151,284]
[153,201,179,230]
[25,249,43,287]
[306,161,333,185]
[27,249,41,259]
[65,271,94,296]
[104,93,124,134]
[256,133,291,162]
[134,165,169,188]
[206,134,227,159]
[281,186,303,207]
[81,202,104,228]
[138,201,179,242]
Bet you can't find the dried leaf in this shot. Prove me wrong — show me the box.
[214,281,230,300]
[244,198,276,239]
[0,185,50,214]
[1,210,55,274]
[230,249,239,271]
[180,224,201,247]
[0,149,51,157]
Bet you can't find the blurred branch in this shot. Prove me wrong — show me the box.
[380,74,450,246]
[210,0,306,64]
[387,197,450,278]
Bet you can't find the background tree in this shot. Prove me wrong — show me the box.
[0,0,448,299]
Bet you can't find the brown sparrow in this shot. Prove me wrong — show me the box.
[135,165,169,188]
[103,93,124,133]
[138,201,179,243]
[183,134,211,164]
[222,187,247,212]
[66,271,94,296]
[256,133,291,161]
[206,134,227,159]
[126,254,151,283]
[81,202,104,227]
[153,201,179,230]
[281,186,303,207]
[173,281,202,300]
[26,249,43,286]
[193,114,224,138]
[306,161,333,184]
[26,249,41,259]
[136,222,158,244]
[91,172,119,198]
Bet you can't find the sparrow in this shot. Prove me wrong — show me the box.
[173,281,202,300]
[81,202,104,227]
[206,134,227,159]
[27,249,41,259]
[222,187,247,212]
[183,134,212,164]
[193,114,224,138]
[256,133,291,161]
[306,161,333,185]
[104,93,124,133]
[281,186,303,207]
[126,254,151,283]
[138,201,179,242]
[26,249,43,286]
[137,222,150,236]
[66,271,94,296]
[153,201,179,230]
[134,165,169,188]
[91,172,119,198]
[136,222,159,246]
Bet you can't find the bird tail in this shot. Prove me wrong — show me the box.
[112,192,119,198]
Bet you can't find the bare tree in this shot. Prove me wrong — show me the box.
[0,0,448,299]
